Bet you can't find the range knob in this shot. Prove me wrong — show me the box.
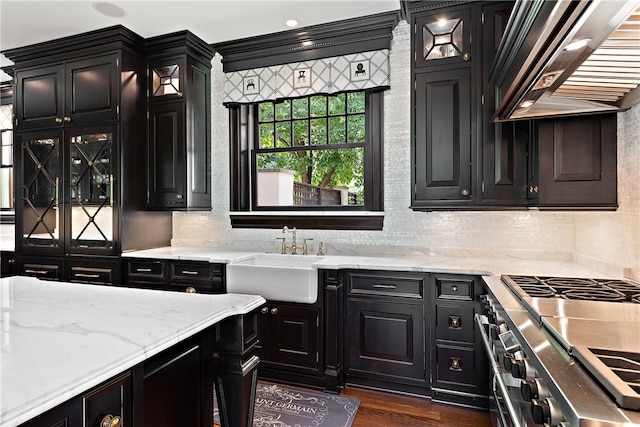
[531,398,563,425]
[521,378,549,401]
[503,350,524,371]
[512,358,536,379]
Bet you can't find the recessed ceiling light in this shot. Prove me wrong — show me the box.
[93,2,126,18]
[286,19,298,28]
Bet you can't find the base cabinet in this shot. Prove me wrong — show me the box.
[1,251,16,277]
[256,301,322,383]
[345,270,429,395]
[430,274,489,408]
[123,258,225,294]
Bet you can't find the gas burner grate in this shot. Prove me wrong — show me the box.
[502,275,640,303]
[586,348,640,410]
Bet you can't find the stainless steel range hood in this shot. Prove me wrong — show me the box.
[491,0,640,121]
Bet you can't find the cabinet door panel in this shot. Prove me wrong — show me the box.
[348,299,425,381]
[270,305,320,370]
[414,69,471,204]
[83,373,131,427]
[147,102,186,208]
[15,65,64,130]
[481,2,528,205]
[538,114,617,207]
[19,398,82,427]
[65,55,119,124]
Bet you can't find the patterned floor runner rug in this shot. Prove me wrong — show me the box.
[214,381,360,427]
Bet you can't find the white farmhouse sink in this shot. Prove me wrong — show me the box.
[226,254,324,303]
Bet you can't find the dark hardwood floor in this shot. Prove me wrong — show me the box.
[342,386,492,427]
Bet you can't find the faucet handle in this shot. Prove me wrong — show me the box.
[317,241,324,256]
[276,237,286,254]
[302,238,313,255]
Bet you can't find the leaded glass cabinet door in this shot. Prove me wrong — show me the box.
[18,131,63,253]
[415,8,471,69]
[67,128,116,254]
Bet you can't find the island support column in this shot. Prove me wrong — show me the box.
[214,309,260,427]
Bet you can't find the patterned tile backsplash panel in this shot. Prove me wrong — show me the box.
[172,21,640,278]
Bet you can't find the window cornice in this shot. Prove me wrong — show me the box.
[212,11,400,72]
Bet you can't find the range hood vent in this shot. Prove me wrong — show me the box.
[491,0,640,121]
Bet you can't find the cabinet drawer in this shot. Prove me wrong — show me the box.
[69,266,114,285]
[348,272,425,299]
[434,276,474,301]
[171,261,212,281]
[20,261,63,280]
[436,304,475,343]
[84,373,131,427]
[168,280,224,294]
[435,345,476,387]
[127,260,165,278]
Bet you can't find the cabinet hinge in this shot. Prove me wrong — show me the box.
[481,94,485,105]
[482,181,485,193]
[116,58,119,68]
[316,352,319,363]
[481,12,485,24]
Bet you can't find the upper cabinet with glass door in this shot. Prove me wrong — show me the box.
[414,8,471,69]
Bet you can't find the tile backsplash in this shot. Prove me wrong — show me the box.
[173,21,639,278]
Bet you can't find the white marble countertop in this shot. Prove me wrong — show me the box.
[122,246,616,279]
[0,276,265,427]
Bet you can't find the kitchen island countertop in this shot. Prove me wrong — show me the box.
[0,276,265,427]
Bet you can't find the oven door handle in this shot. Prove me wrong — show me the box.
[475,313,523,427]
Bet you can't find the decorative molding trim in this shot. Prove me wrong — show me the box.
[145,30,215,64]
[2,25,145,68]
[213,11,400,72]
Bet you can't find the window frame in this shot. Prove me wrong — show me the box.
[229,89,385,230]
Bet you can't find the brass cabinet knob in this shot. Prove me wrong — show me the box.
[529,185,539,193]
[261,306,269,314]
[55,117,63,123]
[63,116,71,122]
[461,189,470,197]
[462,52,471,61]
[186,287,196,293]
[176,91,183,97]
[451,285,458,293]
[450,358,462,371]
[101,414,121,427]
[176,194,183,199]
[270,307,279,315]
[449,315,461,329]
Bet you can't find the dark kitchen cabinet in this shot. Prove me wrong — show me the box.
[83,373,132,427]
[5,26,172,285]
[13,55,118,131]
[123,257,225,294]
[430,274,488,408]
[414,68,473,205]
[16,254,64,281]
[480,2,530,207]
[145,31,214,210]
[536,113,617,208]
[256,301,321,377]
[345,270,429,395]
[1,251,15,277]
[409,1,617,211]
[19,397,82,427]
[136,338,205,427]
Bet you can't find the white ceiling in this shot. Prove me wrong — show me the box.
[0,0,401,81]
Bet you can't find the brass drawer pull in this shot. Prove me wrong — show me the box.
[270,307,279,315]
[75,273,101,279]
[186,287,196,293]
[25,269,49,275]
[180,270,199,275]
[136,268,152,272]
[373,284,397,289]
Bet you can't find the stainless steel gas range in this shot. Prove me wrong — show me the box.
[477,274,640,427]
